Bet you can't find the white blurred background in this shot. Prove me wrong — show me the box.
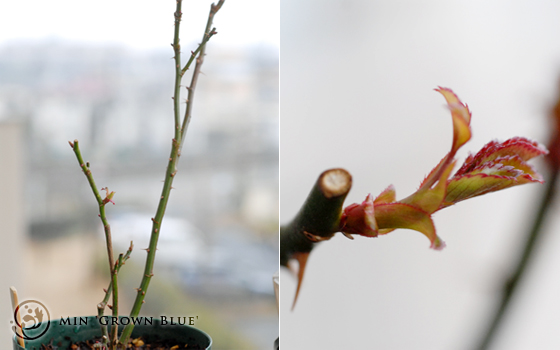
[0,1,278,349]
[280,1,560,349]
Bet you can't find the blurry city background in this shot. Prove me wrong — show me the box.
[0,1,278,349]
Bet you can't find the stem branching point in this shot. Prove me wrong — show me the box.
[71,1,223,346]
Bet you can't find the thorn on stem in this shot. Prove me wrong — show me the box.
[103,288,108,293]
[303,230,333,242]
[341,232,355,240]
[68,141,74,148]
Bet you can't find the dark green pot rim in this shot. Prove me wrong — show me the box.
[12,316,212,350]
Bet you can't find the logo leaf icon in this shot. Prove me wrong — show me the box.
[34,308,44,323]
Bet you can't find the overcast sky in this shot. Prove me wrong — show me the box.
[0,0,278,49]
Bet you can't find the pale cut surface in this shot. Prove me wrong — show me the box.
[320,168,352,198]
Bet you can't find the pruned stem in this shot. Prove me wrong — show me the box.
[280,169,352,307]
[69,140,118,350]
[280,168,352,265]
[118,0,224,344]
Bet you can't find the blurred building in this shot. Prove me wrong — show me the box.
[0,39,278,239]
[0,39,278,349]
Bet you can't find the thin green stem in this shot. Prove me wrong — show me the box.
[69,140,104,205]
[100,243,133,307]
[69,140,118,350]
[118,1,224,344]
[475,170,558,350]
[180,0,224,144]
[179,26,218,78]
[109,254,123,348]
[172,0,183,140]
[97,243,132,346]
[118,138,180,344]
[96,306,108,345]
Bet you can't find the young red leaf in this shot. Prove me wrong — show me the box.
[375,202,445,250]
[374,185,396,205]
[442,137,547,207]
[341,194,378,237]
[436,86,472,154]
[420,88,472,190]
[340,88,546,250]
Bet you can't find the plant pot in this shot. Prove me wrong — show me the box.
[13,316,212,350]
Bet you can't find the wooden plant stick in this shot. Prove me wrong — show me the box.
[10,286,24,348]
[118,0,224,344]
[280,168,352,308]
